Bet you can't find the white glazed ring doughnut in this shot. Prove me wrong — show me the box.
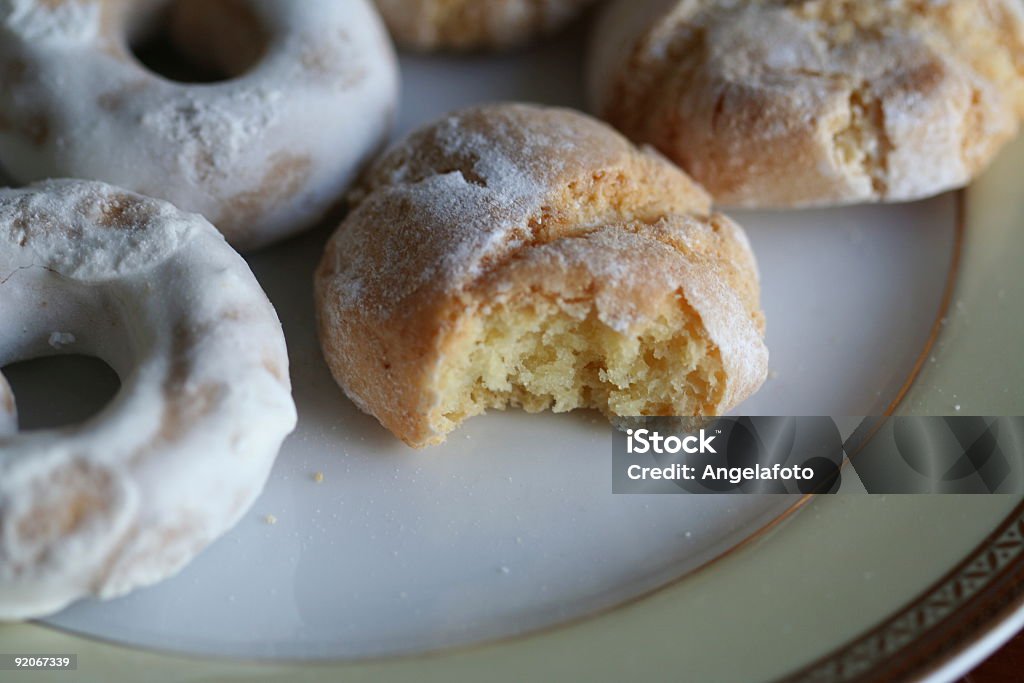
[0,180,297,620]
[0,0,400,250]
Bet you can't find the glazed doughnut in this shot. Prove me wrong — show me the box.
[316,104,768,448]
[0,0,399,250]
[588,0,1024,208]
[374,0,598,51]
[0,180,297,620]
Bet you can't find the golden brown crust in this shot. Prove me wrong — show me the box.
[373,0,598,51]
[316,104,767,447]
[589,0,1024,207]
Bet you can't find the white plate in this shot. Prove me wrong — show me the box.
[7,24,961,664]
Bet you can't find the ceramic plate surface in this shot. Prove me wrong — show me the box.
[2,19,1023,683]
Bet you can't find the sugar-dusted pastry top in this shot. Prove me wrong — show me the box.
[589,0,1024,207]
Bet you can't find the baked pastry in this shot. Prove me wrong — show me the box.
[315,104,768,448]
[374,0,598,51]
[0,0,399,250]
[588,0,1024,207]
[0,180,297,620]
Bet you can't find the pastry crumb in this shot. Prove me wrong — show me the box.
[313,471,325,483]
[264,514,278,525]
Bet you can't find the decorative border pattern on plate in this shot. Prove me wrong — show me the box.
[782,499,1024,682]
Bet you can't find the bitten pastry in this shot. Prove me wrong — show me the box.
[0,0,399,250]
[589,0,1024,208]
[0,180,297,620]
[374,0,598,51]
[315,104,768,448]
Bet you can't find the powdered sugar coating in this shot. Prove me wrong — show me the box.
[0,0,103,42]
[0,0,399,250]
[342,105,717,319]
[1,178,198,280]
[0,180,297,620]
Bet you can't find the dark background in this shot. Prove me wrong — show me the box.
[966,633,1023,682]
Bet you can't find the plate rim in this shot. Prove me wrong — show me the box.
[777,498,1024,683]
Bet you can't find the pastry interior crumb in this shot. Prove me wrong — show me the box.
[434,296,724,436]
